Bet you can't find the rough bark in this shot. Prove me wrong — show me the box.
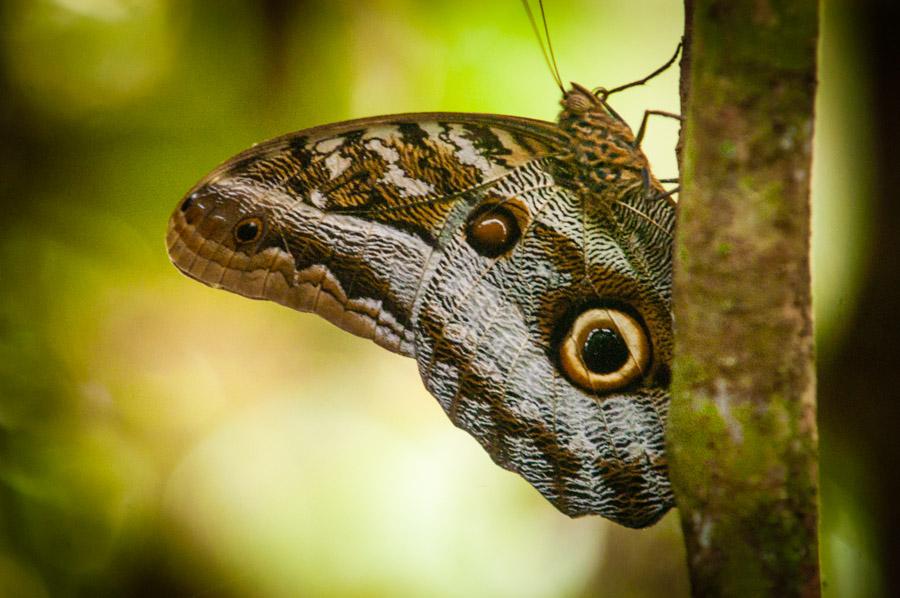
[667,1,821,596]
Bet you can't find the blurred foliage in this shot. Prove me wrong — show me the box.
[0,0,881,596]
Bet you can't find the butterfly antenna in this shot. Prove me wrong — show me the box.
[538,1,564,92]
[599,41,682,100]
[522,0,565,93]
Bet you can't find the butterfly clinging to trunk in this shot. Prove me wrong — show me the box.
[166,5,680,528]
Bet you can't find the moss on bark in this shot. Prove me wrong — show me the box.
[667,1,821,596]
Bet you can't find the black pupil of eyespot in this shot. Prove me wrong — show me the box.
[582,327,630,374]
[180,194,195,212]
[236,221,259,242]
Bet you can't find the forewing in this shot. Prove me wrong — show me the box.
[167,113,566,356]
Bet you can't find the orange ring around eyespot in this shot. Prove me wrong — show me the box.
[559,308,649,393]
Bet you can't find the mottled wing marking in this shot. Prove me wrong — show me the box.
[408,153,674,522]
[199,115,567,357]
[169,104,677,527]
[232,120,561,246]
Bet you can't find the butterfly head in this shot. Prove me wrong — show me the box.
[561,82,605,114]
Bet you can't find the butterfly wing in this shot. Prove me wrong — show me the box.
[169,113,566,355]
[166,113,675,527]
[410,155,675,526]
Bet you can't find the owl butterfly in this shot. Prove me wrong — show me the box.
[166,19,679,527]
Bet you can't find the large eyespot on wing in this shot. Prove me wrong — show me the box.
[558,307,650,393]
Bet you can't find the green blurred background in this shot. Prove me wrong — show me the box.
[0,0,888,596]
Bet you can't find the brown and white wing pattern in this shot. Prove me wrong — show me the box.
[169,114,564,355]
[167,105,676,528]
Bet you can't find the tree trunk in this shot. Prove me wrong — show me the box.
[666,1,821,596]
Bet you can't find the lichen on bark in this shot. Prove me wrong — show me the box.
[667,1,821,596]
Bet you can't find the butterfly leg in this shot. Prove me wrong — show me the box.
[640,162,680,201]
[594,41,683,130]
[595,42,682,99]
[633,110,683,149]
[647,185,680,204]
[641,166,681,201]
[636,110,682,201]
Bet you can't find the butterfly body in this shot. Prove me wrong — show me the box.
[167,85,675,528]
